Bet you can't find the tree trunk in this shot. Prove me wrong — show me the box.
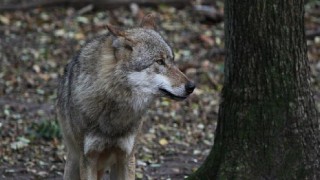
[188,0,320,179]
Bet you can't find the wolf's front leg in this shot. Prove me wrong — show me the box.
[110,153,135,180]
[128,155,136,180]
[64,152,80,180]
[80,152,99,180]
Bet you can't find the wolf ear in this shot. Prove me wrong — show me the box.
[111,38,134,51]
[106,24,127,37]
[107,24,135,50]
[140,13,158,30]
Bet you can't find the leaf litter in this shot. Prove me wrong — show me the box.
[0,1,319,179]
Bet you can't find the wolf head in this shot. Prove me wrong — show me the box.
[107,14,195,101]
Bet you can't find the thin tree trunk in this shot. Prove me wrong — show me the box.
[188,0,320,179]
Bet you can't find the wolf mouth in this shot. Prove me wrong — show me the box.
[159,88,187,100]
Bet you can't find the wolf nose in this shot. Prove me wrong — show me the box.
[185,81,196,94]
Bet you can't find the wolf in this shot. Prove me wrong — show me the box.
[57,14,195,180]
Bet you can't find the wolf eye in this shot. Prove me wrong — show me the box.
[156,59,165,66]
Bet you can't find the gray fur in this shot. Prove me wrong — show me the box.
[57,19,194,180]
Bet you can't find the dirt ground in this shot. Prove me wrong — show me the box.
[0,2,319,180]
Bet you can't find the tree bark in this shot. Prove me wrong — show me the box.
[188,0,320,179]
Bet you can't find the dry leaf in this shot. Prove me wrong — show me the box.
[159,138,168,146]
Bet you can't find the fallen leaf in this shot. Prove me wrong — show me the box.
[33,65,41,73]
[159,138,168,146]
[200,34,215,46]
[75,32,85,40]
[10,137,30,150]
[0,15,10,25]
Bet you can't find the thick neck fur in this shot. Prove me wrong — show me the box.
[73,35,153,136]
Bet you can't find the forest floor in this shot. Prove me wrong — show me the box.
[0,1,319,180]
